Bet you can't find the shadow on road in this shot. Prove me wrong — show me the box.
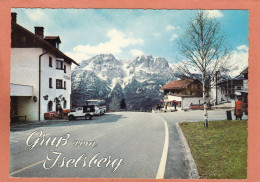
[10,113,127,132]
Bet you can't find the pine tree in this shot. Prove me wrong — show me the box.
[120,98,126,110]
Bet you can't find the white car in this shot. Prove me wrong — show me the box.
[68,106,95,121]
[94,105,106,115]
[86,100,107,116]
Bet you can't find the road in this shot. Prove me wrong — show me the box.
[9,112,190,179]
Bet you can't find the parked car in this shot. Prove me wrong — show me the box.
[86,100,107,115]
[68,105,95,121]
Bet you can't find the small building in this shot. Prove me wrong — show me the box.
[10,13,79,121]
[161,78,204,110]
[217,79,243,102]
[234,67,248,104]
[210,67,248,107]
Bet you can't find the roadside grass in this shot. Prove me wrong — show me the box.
[179,120,247,179]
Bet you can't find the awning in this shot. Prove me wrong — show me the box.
[10,83,33,96]
[235,89,248,96]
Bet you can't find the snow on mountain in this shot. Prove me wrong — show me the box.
[71,54,175,110]
[71,53,247,110]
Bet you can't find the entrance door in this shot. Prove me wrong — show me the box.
[55,99,61,112]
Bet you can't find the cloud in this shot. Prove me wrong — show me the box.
[204,10,224,18]
[170,34,178,41]
[166,25,176,31]
[223,47,248,77]
[74,29,144,55]
[236,45,248,52]
[130,49,144,57]
[64,52,90,63]
[25,9,48,22]
[166,25,181,31]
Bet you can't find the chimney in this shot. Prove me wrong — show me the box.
[34,27,44,39]
[11,12,17,23]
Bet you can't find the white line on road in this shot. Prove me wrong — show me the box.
[9,160,45,176]
[156,119,169,179]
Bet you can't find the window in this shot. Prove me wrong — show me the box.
[49,57,52,67]
[49,78,52,88]
[64,65,66,73]
[77,107,83,111]
[56,79,63,89]
[64,81,66,90]
[56,60,63,69]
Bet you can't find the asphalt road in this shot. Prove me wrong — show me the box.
[9,112,190,179]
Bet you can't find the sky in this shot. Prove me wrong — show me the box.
[12,9,248,66]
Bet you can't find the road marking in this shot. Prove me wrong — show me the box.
[156,119,169,179]
[9,160,45,176]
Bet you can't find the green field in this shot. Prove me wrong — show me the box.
[180,120,247,179]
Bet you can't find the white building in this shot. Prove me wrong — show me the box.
[210,68,248,107]
[161,78,204,110]
[10,13,79,121]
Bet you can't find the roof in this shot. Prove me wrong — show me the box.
[241,67,248,74]
[11,21,79,66]
[161,78,200,90]
[44,36,61,43]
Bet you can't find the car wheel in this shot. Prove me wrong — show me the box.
[85,114,91,120]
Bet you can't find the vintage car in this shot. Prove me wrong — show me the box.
[86,100,107,115]
[68,105,95,121]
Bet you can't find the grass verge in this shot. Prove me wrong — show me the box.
[179,120,247,179]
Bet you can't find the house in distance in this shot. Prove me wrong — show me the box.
[10,12,79,121]
[161,78,204,110]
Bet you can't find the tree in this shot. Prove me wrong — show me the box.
[120,98,126,110]
[177,10,231,128]
[111,95,118,111]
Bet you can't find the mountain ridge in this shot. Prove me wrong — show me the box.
[71,54,175,110]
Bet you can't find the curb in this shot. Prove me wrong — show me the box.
[176,123,200,179]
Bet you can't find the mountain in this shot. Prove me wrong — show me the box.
[71,54,176,110]
[71,53,247,110]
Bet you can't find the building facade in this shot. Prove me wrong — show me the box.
[161,78,204,110]
[209,67,248,107]
[10,13,79,121]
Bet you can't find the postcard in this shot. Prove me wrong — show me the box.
[0,1,259,182]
